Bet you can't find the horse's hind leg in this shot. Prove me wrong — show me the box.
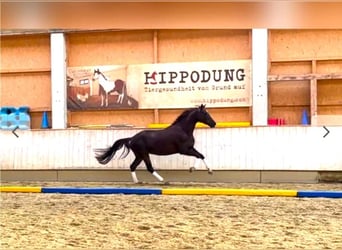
[100,94,104,107]
[117,93,124,104]
[143,155,164,182]
[129,157,143,183]
[190,158,201,172]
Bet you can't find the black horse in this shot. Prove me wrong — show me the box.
[94,104,216,183]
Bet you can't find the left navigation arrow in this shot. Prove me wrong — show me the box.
[12,126,19,138]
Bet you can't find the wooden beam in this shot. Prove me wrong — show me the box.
[271,57,342,63]
[268,73,342,81]
[316,73,342,79]
[268,74,314,81]
[0,68,51,74]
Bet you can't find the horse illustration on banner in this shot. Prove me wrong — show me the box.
[92,69,126,107]
[67,67,138,110]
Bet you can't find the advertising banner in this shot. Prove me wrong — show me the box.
[67,60,251,110]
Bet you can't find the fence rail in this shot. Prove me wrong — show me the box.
[1,127,341,171]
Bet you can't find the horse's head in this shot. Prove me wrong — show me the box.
[196,104,216,128]
[92,69,100,81]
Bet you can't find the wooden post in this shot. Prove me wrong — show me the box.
[252,29,268,126]
[50,32,67,129]
[153,30,158,63]
[310,60,317,125]
[153,30,160,124]
[154,109,159,124]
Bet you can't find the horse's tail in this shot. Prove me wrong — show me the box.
[94,138,131,165]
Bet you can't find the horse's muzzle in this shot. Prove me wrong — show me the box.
[210,122,216,128]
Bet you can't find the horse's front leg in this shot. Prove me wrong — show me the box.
[181,147,213,174]
[194,158,212,174]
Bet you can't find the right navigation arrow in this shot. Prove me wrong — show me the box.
[323,126,330,138]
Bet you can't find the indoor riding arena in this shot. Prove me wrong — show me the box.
[1,2,342,250]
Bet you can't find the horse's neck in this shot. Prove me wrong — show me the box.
[98,75,108,85]
[177,113,197,135]
[98,74,114,92]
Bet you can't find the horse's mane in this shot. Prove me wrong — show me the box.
[170,108,196,126]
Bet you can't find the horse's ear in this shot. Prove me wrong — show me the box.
[199,104,206,110]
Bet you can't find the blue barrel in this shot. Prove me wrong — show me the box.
[7,107,19,130]
[0,107,18,130]
[18,106,31,130]
[0,107,8,129]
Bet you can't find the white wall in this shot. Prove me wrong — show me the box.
[1,127,341,171]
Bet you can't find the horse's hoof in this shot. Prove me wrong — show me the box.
[163,181,170,185]
[208,170,214,175]
[189,167,195,173]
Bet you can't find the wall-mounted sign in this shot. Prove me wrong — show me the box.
[67,60,251,110]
